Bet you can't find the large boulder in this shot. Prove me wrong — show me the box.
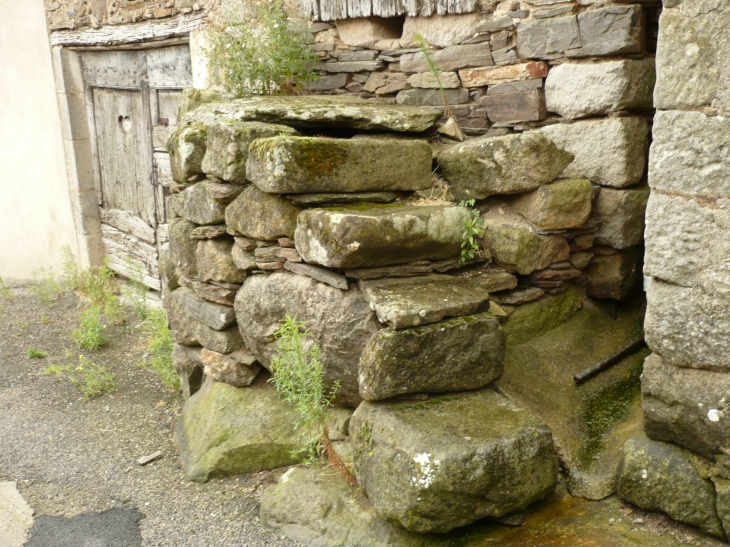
[351,389,558,533]
[593,185,649,249]
[438,132,573,200]
[538,118,650,189]
[168,218,198,278]
[166,124,207,183]
[175,181,227,225]
[225,185,302,241]
[196,238,244,284]
[512,178,593,231]
[359,313,504,401]
[175,377,306,482]
[246,137,432,194]
[615,434,725,539]
[179,95,442,133]
[234,272,381,407]
[642,353,730,460]
[545,59,655,119]
[260,467,426,547]
[201,120,297,184]
[295,205,468,269]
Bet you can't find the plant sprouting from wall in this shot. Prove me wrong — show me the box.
[458,196,485,264]
[269,315,356,485]
[207,0,320,96]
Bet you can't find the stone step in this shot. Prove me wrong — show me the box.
[179,94,442,133]
[246,137,432,194]
[351,389,558,533]
[295,205,470,269]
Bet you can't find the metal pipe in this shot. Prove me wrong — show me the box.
[573,337,646,385]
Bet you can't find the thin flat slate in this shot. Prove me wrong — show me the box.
[295,205,469,269]
[182,290,236,331]
[286,192,400,205]
[180,95,442,133]
[247,137,432,194]
[359,275,491,329]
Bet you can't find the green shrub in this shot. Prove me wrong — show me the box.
[207,0,320,96]
[26,346,48,359]
[30,267,62,306]
[141,309,179,390]
[72,306,107,350]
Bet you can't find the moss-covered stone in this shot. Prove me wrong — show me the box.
[359,313,504,401]
[295,205,469,269]
[195,238,244,284]
[247,137,433,194]
[175,181,227,225]
[175,377,306,482]
[351,390,558,533]
[158,248,180,298]
[201,121,298,184]
[225,185,302,241]
[166,124,208,183]
[438,132,574,201]
[177,88,232,119]
[179,94,442,132]
[497,295,647,499]
[501,288,582,347]
[513,178,593,231]
[168,218,198,278]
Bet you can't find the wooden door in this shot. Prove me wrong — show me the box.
[82,45,192,289]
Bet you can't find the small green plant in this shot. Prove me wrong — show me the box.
[40,313,49,325]
[26,346,48,359]
[69,356,117,399]
[0,274,13,303]
[207,0,320,96]
[269,315,355,484]
[458,197,485,264]
[30,267,62,306]
[124,259,149,320]
[61,246,79,292]
[68,254,125,325]
[17,321,29,329]
[141,309,179,390]
[42,363,67,375]
[72,306,107,350]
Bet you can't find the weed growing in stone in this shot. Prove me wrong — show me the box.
[72,306,107,351]
[30,267,62,306]
[207,0,319,95]
[124,259,149,320]
[269,315,356,484]
[44,357,116,400]
[458,197,485,264]
[26,347,48,359]
[141,309,179,390]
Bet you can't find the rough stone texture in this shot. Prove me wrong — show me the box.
[234,272,381,407]
[594,185,649,249]
[158,248,180,296]
[648,110,730,198]
[167,288,201,346]
[400,13,482,48]
[260,467,426,547]
[615,434,725,539]
[181,277,239,307]
[201,348,261,387]
[498,296,646,500]
[295,205,468,269]
[544,59,655,119]
[716,478,730,540]
[645,279,730,373]
[189,224,228,239]
[175,377,306,482]
[196,238,244,284]
[516,15,581,59]
[283,261,349,290]
[231,245,257,271]
[166,124,207,183]
[351,389,559,533]
[201,121,297,184]
[538,117,650,188]
[359,275,491,330]
[513,178,593,231]
[480,89,547,123]
[286,192,399,206]
[406,71,460,89]
[395,88,470,106]
[195,324,244,354]
[175,181,227,225]
[336,17,403,48]
[173,344,203,400]
[482,211,571,275]
[400,44,493,73]
[501,288,583,347]
[567,5,644,58]
[581,248,642,300]
[359,313,505,401]
[180,94,442,133]
[459,61,549,88]
[642,353,730,460]
[246,137,432,194]
[225,185,302,241]
[438,132,574,200]
[182,290,237,331]
[168,218,198,278]
[362,72,409,94]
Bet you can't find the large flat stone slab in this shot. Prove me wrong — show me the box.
[359,313,504,401]
[295,205,469,269]
[246,137,432,194]
[175,377,306,482]
[438,132,573,201]
[234,271,380,407]
[351,389,558,533]
[180,95,442,133]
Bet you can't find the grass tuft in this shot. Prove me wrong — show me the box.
[26,347,48,359]
[72,306,107,351]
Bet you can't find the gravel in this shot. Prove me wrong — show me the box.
[0,288,300,547]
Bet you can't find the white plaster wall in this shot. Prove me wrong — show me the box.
[0,0,80,283]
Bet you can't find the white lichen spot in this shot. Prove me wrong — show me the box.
[410,453,440,489]
[708,409,720,422]
[281,467,296,483]
[641,469,648,479]
[418,309,426,318]
[685,43,700,57]
[348,241,361,251]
